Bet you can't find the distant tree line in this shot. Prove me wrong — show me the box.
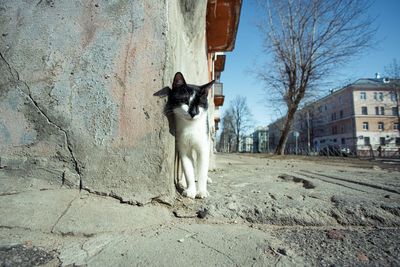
[217,96,252,152]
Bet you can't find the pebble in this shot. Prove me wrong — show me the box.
[357,252,369,262]
[326,229,344,240]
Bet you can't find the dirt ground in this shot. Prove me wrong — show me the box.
[1,153,399,266]
[173,153,400,266]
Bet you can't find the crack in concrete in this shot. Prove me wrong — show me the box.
[51,195,78,234]
[0,224,99,240]
[0,52,83,188]
[190,235,237,265]
[175,226,237,265]
[81,188,173,208]
[0,52,19,80]
[80,243,90,260]
[0,191,24,197]
[23,81,83,187]
[82,238,119,264]
[81,188,142,206]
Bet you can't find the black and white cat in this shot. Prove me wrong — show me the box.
[168,72,214,199]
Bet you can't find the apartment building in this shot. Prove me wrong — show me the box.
[252,126,269,153]
[239,135,253,152]
[268,77,400,155]
[352,78,399,152]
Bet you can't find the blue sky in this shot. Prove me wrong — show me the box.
[220,0,400,130]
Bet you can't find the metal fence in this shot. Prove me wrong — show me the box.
[279,145,400,159]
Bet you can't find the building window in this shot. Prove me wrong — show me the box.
[364,136,370,145]
[375,106,385,115]
[333,126,338,134]
[392,107,399,116]
[362,122,369,130]
[396,137,400,145]
[361,106,368,115]
[380,137,386,145]
[341,138,345,145]
[394,123,399,130]
[378,122,384,131]
[360,92,367,100]
[339,110,343,118]
[374,92,378,100]
[331,113,336,121]
[379,92,384,101]
[339,96,343,103]
[390,92,398,102]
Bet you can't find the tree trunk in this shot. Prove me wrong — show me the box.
[275,106,296,155]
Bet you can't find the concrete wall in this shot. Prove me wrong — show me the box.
[0,0,209,205]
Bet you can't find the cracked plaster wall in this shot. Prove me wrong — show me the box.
[0,0,209,204]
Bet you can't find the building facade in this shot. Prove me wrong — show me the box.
[268,77,400,155]
[239,135,253,152]
[252,126,269,153]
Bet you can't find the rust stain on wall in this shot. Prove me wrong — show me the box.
[79,0,102,48]
[110,5,155,148]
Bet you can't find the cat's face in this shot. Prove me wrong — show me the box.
[169,72,214,121]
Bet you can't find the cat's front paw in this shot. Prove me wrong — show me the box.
[196,190,209,199]
[183,188,196,199]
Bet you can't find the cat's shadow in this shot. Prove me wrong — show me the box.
[153,86,175,137]
[153,87,183,193]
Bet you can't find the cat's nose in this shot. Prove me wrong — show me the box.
[189,110,197,118]
[189,108,198,118]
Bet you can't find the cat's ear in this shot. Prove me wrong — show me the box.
[172,72,187,89]
[200,80,215,95]
[153,86,171,97]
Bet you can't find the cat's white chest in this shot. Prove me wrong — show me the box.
[175,117,207,149]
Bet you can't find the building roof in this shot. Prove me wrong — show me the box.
[350,78,400,88]
[254,126,268,132]
[308,77,400,105]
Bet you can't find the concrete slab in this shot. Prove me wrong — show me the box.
[0,172,58,196]
[53,193,172,236]
[82,223,304,267]
[0,189,78,232]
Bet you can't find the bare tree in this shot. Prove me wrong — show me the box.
[218,109,236,152]
[230,96,252,152]
[385,58,400,79]
[384,58,400,133]
[258,0,376,155]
